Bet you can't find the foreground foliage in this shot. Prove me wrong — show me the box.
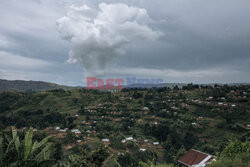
[0,127,55,167]
[0,128,110,167]
[207,141,250,167]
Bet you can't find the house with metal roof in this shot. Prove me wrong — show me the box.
[178,149,216,167]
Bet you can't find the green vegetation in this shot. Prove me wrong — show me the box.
[0,79,73,92]
[0,127,55,167]
[207,141,250,167]
[0,84,249,166]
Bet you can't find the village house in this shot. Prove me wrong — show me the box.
[121,137,134,143]
[140,148,146,152]
[178,149,216,167]
[59,128,67,133]
[71,129,81,136]
[218,102,223,105]
[102,138,110,145]
[245,124,250,130]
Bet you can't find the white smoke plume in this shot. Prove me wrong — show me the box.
[56,3,162,76]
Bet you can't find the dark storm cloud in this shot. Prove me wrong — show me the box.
[115,0,250,71]
[0,0,250,84]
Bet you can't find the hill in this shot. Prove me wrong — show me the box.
[0,79,75,92]
[0,84,249,166]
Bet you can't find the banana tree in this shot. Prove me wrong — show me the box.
[0,127,55,167]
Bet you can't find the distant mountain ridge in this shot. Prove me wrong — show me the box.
[0,79,248,92]
[0,79,75,92]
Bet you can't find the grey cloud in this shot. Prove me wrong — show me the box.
[114,0,250,73]
[0,0,250,84]
[56,3,162,76]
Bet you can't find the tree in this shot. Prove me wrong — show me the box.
[54,145,109,167]
[207,141,250,167]
[91,145,110,166]
[220,140,250,159]
[0,127,55,167]
[118,153,137,167]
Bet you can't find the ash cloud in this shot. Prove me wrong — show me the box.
[56,3,162,76]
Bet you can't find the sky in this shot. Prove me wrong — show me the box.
[0,0,250,86]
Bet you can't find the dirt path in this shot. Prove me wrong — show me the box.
[102,148,115,167]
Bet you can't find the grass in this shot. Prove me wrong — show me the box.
[105,157,118,167]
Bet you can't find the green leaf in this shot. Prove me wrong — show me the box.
[24,127,34,160]
[0,136,4,161]
[36,142,53,161]
[12,128,20,153]
[12,127,17,139]
[30,136,51,156]
[6,138,15,154]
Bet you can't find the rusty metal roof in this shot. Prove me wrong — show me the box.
[178,149,213,166]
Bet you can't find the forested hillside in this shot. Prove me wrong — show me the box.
[0,84,249,166]
[0,79,74,92]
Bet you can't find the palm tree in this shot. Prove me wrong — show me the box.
[0,127,55,167]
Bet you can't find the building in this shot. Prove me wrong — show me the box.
[102,138,110,145]
[140,148,146,152]
[178,149,215,167]
[71,129,81,136]
[102,138,110,142]
[121,137,134,143]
